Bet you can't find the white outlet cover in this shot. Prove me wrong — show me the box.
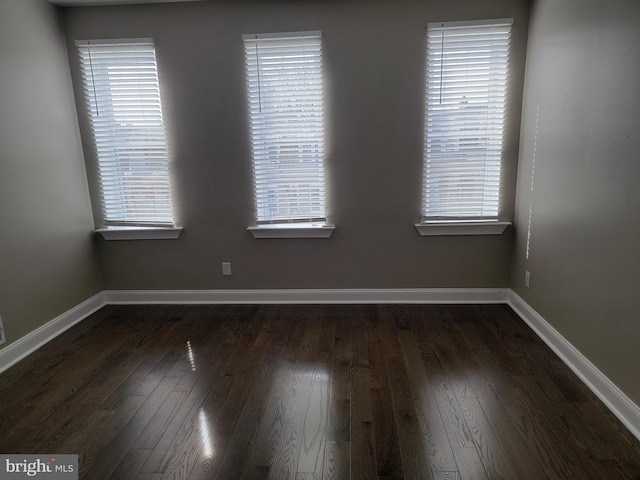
[222,262,232,276]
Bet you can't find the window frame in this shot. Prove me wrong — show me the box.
[417,19,513,236]
[75,38,181,240]
[242,31,334,239]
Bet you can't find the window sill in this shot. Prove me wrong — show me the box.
[415,221,511,236]
[247,223,335,239]
[96,226,183,241]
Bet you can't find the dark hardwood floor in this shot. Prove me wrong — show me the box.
[1,304,639,479]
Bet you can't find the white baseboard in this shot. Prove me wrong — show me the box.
[0,292,106,375]
[508,291,640,441]
[104,288,511,305]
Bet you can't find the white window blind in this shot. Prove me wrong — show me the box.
[76,39,175,226]
[243,32,326,224]
[423,20,512,220]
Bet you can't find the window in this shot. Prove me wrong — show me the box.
[420,20,512,233]
[243,31,330,237]
[76,39,176,233]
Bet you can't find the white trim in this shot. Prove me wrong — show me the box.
[96,226,183,241]
[0,292,106,374]
[427,18,514,28]
[242,31,322,41]
[508,291,640,442]
[75,38,155,46]
[247,224,335,239]
[415,221,511,236]
[105,288,510,305]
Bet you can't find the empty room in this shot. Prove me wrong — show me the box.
[1,0,639,478]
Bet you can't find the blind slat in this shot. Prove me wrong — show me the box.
[77,40,174,226]
[244,33,326,223]
[423,21,511,219]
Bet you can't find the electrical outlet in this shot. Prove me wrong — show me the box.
[0,316,5,345]
[222,262,232,276]
[525,271,531,288]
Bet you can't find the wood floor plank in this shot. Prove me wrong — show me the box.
[264,371,313,479]
[455,397,520,480]
[238,316,307,478]
[460,351,550,480]
[350,313,376,478]
[135,474,163,480]
[384,352,435,480]
[504,403,604,480]
[138,362,234,474]
[572,402,640,477]
[371,387,403,478]
[365,310,389,390]
[0,305,123,405]
[591,458,640,480]
[179,315,273,479]
[296,367,330,474]
[428,373,475,449]
[432,473,461,480]
[426,328,477,399]
[451,446,489,480]
[214,326,281,479]
[0,304,639,480]
[70,394,149,478]
[396,329,456,474]
[296,310,336,476]
[110,448,152,480]
[410,305,457,343]
[1,337,140,442]
[81,374,184,479]
[330,317,351,403]
[322,440,349,480]
[350,420,376,480]
[134,390,191,450]
[267,309,324,479]
[143,333,231,467]
[180,376,234,480]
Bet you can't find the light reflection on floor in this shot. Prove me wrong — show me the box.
[185,342,332,468]
[186,341,196,372]
[273,364,331,472]
[186,340,215,459]
[199,409,214,458]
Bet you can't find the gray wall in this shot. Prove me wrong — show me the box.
[63,0,529,290]
[0,0,103,348]
[511,0,640,403]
